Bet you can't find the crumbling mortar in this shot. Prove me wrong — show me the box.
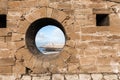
[117,74,119,80]
[15,74,24,80]
[61,16,71,24]
[63,74,66,80]
[20,15,25,21]
[90,73,93,80]
[15,46,25,53]
[26,67,33,75]
[50,73,53,80]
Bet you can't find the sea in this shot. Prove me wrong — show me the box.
[38,47,60,54]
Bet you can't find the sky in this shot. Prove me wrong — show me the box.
[35,25,65,48]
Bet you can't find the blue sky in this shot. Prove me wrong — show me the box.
[35,25,65,47]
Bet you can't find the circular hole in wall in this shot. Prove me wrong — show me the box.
[35,25,65,55]
[26,18,66,56]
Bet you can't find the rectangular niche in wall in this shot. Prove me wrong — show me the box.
[0,14,6,28]
[96,14,110,26]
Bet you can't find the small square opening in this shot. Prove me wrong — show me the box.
[0,14,7,28]
[96,14,110,26]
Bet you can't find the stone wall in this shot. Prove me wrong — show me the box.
[0,73,120,80]
[0,0,120,80]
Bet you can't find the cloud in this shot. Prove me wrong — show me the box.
[50,27,65,44]
[35,25,65,47]
[35,32,47,47]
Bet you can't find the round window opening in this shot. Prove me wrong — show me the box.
[35,25,65,54]
[26,18,66,56]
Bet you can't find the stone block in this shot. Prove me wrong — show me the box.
[0,9,7,14]
[93,8,110,14]
[67,55,79,63]
[110,15,120,34]
[57,11,68,22]
[65,40,75,48]
[89,3,106,8]
[101,49,116,56]
[0,37,5,42]
[38,0,49,6]
[97,27,109,32]
[89,41,105,47]
[0,29,7,37]
[107,35,120,40]
[21,1,36,8]
[75,9,93,15]
[65,74,79,80]
[14,41,25,50]
[68,63,80,73]
[97,65,113,72]
[23,56,38,70]
[32,76,50,80]
[5,36,12,42]
[0,49,12,58]
[0,58,15,66]
[67,33,80,40]
[52,74,64,80]
[47,8,53,17]
[79,74,91,80]
[80,65,97,73]
[8,1,21,9]
[84,48,99,56]
[75,42,88,49]
[58,3,71,10]
[81,35,92,41]
[57,67,67,73]
[7,42,16,50]
[65,25,74,34]
[18,20,30,34]
[110,26,120,34]
[33,76,50,80]
[74,25,81,32]
[0,75,16,80]
[15,48,32,60]
[0,66,12,74]
[7,11,21,21]
[13,61,26,74]
[82,27,97,34]
[62,18,74,26]
[25,8,47,23]
[21,75,31,80]
[31,7,46,19]
[32,67,48,74]
[97,57,111,65]
[0,0,7,8]
[80,57,96,66]
[91,74,103,80]
[11,33,25,42]
[0,42,7,49]
[49,2,58,9]
[0,0,7,14]
[90,36,105,41]
[49,0,57,2]
[104,74,118,80]
[52,9,67,22]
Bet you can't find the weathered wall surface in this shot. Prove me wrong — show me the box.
[0,0,120,80]
[0,73,120,80]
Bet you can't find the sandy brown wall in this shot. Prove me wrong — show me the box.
[0,0,120,80]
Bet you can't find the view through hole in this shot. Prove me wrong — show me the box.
[35,25,65,55]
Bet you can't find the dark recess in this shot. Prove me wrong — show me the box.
[0,14,6,28]
[96,14,110,26]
